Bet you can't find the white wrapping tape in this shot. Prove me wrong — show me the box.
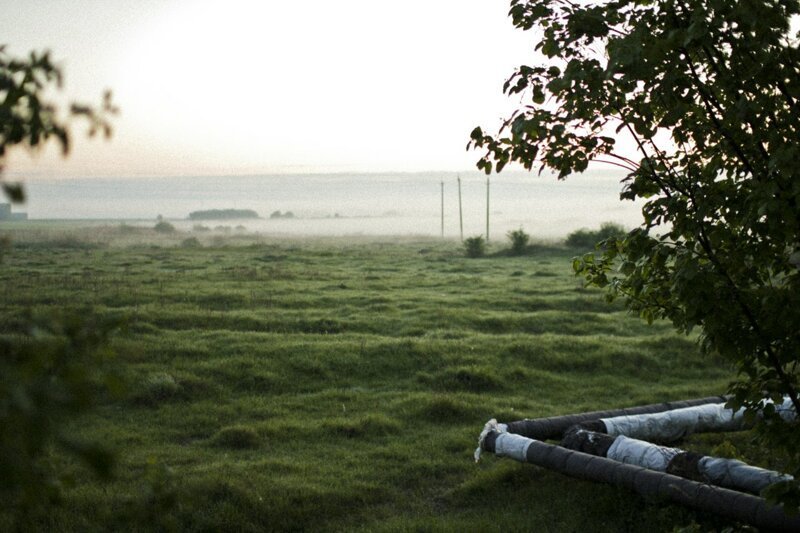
[699,456,794,494]
[494,432,535,462]
[602,402,745,441]
[606,435,679,471]
[475,419,509,462]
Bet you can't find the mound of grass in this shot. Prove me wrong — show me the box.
[132,372,181,406]
[418,366,504,392]
[324,414,401,438]
[211,425,261,449]
[0,234,740,531]
[412,395,480,423]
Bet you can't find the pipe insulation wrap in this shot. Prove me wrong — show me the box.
[516,438,800,531]
[601,397,795,443]
[475,419,508,462]
[494,432,535,462]
[504,396,726,441]
[699,456,794,494]
[606,435,679,471]
[602,402,744,442]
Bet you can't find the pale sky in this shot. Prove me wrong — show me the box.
[2,0,536,178]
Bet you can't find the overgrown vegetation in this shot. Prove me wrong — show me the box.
[188,209,259,220]
[565,222,626,250]
[470,0,800,509]
[0,44,117,524]
[506,228,530,255]
[153,220,176,233]
[0,228,749,530]
[463,235,487,258]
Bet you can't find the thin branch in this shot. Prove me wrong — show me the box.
[592,158,638,172]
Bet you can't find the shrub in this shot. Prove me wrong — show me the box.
[565,222,626,249]
[154,221,176,234]
[506,228,530,255]
[463,235,486,258]
[118,223,139,234]
[180,237,201,248]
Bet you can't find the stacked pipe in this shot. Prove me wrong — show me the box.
[476,397,800,532]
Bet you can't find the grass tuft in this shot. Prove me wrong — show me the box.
[324,414,402,438]
[211,425,261,449]
[418,366,504,392]
[132,372,181,406]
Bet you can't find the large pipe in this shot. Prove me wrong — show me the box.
[503,396,727,441]
[480,429,800,532]
[560,428,792,495]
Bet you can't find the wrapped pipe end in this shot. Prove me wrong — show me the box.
[475,419,508,462]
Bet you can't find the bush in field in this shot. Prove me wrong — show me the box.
[565,222,626,249]
[154,221,176,233]
[463,235,486,258]
[180,237,201,248]
[507,228,530,255]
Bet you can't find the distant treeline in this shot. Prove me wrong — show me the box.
[188,209,259,220]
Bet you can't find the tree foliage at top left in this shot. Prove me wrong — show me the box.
[0,45,120,525]
[0,45,117,202]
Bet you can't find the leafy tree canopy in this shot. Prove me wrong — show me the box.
[0,45,116,202]
[188,209,259,220]
[0,46,118,522]
[470,0,800,509]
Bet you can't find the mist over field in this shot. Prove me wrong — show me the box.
[21,171,643,239]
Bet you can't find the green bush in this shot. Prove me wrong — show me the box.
[506,228,530,255]
[565,222,626,249]
[154,221,176,234]
[463,235,486,258]
[180,237,201,248]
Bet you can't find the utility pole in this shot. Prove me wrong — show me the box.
[486,176,490,243]
[440,180,445,238]
[457,174,463,241]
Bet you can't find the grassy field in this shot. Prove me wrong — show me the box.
[0,224,753,531]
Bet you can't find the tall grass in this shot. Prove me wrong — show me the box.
[0,228,743,531]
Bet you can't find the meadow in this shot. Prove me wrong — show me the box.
[0,223,756,531]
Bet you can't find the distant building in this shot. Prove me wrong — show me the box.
[0,203,27,221]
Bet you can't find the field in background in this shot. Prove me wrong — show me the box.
[0,225,753,531]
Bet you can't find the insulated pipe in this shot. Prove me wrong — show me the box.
[598,396,795,443]
[561,428,793,495]
[480,430,800,532]
[504,396,727,441]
